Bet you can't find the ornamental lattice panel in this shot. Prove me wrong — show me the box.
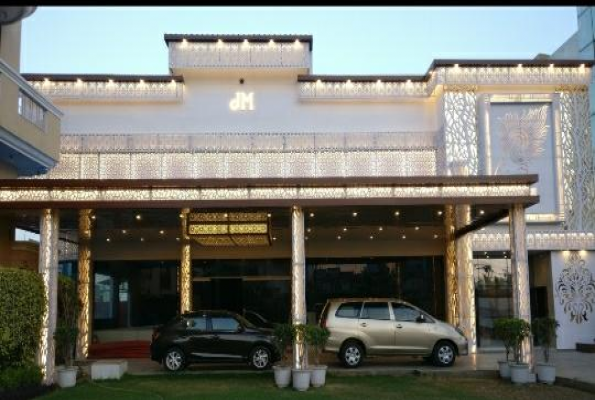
[443,86,479,175]
[559,88,595,231]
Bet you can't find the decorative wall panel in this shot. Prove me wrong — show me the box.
[443,86,478,175]
[472,231,595,251]
[169,41,311,69]
[559,88,595,231]
[551,251,595,349]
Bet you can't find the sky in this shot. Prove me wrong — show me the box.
[20,6,578,76]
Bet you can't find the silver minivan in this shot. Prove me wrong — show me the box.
[319,298,468,368]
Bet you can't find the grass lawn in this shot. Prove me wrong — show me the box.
[40,373,595,400]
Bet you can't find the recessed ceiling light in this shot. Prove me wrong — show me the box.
[479,210,485,215]
[106,238,111,242]
[159,230,165,235]
[122,229,127,234]
[179,213,184,218]
[176,237,180,241]
[343,227,347,232]
[272,236,277,241]
[352,212,358,217]
[267,213,272,218]
[305,236,309,240]
[307,228,311,233]
[433,234,439,239]
[369,235,374,240]
[337,235,342,240]
[415,226,420,230]
[486,255,490,259]
[309,212,315,218]
[402,235,406,239]
[394,211,400,216]
[136,214,142,220]
[378,227,383,231]
[437,210,443,216]
[91,215,96,220]
[140,237,145,242]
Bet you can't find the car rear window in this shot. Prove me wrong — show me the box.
[335,302,363,319]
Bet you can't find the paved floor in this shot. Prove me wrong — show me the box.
[116,350,595,384]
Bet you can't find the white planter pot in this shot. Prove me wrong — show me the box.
[310,365,327,388]
[273,365,291,388]
[497,360,511,379]
[535,363,556,385]
[292,369,311,392]
[56,366,77,388]
[510,363,530,385]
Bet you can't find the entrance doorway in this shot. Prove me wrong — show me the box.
[211,278,243,314]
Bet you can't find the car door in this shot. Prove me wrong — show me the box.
[391,302,437,354]
[207,314,248,360]
[185,314,212,361]
[358,301,395,355]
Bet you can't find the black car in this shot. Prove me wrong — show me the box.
[150,310,280,371]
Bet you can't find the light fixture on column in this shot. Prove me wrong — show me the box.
[187,211,271,246]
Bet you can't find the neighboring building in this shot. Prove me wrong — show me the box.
[2,32,594,382]
[0,7,62,273]
[551,7,595,149]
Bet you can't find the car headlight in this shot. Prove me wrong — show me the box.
[454,326,466,338]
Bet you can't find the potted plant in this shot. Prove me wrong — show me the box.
[305,324,330,388]
[272,323,293,388]
[494,318,515,379]
[532,317,559,384]
[506,318,532,385]
[54,276,79,388]
[291,323,311,392]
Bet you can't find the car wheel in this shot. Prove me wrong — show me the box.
[163,347,186,372]
[340,341,364,368]
[432,341,456,367]
[249,346,272,370]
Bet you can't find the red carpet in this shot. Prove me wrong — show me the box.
[89,340,151,359]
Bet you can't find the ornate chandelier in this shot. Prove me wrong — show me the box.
[187,211,271,246]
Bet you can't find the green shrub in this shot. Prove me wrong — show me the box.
[494,317,531,364]
[272,323,294,366]
[0,363,43,392]
[0,268,46,369]
[54,276,79,367]
[532,317,559,364]
[304,325,330,365]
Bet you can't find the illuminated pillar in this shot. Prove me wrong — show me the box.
[509,204,532,366]
[291,206,308,370]
[180,208,192,314]
[444,205,459,326]
[455,204,477,354]
[76,209,93,360]
[37,209,60,385]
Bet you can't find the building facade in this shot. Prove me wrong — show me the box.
[1,33,594,381]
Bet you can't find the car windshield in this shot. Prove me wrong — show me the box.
[235,314,258,329]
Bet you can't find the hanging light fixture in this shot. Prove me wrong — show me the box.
[187,211,271,246]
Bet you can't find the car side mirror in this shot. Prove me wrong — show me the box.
[416,314,426,323]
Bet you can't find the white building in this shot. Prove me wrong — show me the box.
[2,33,594,379]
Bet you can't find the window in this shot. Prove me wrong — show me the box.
[361,302,391,320]
[392,303,420,322]
[335,302,363,319]
[186,316,207,331]
[211,316,240,331]
[18,91,46,131]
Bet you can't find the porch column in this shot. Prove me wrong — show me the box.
[37,209,60,385]
[509,204,532,366]
[455,204,477,354]
[291,206,307,370]
[180,208,192,314]
[76,209,93,360]
[444,205,459,326]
